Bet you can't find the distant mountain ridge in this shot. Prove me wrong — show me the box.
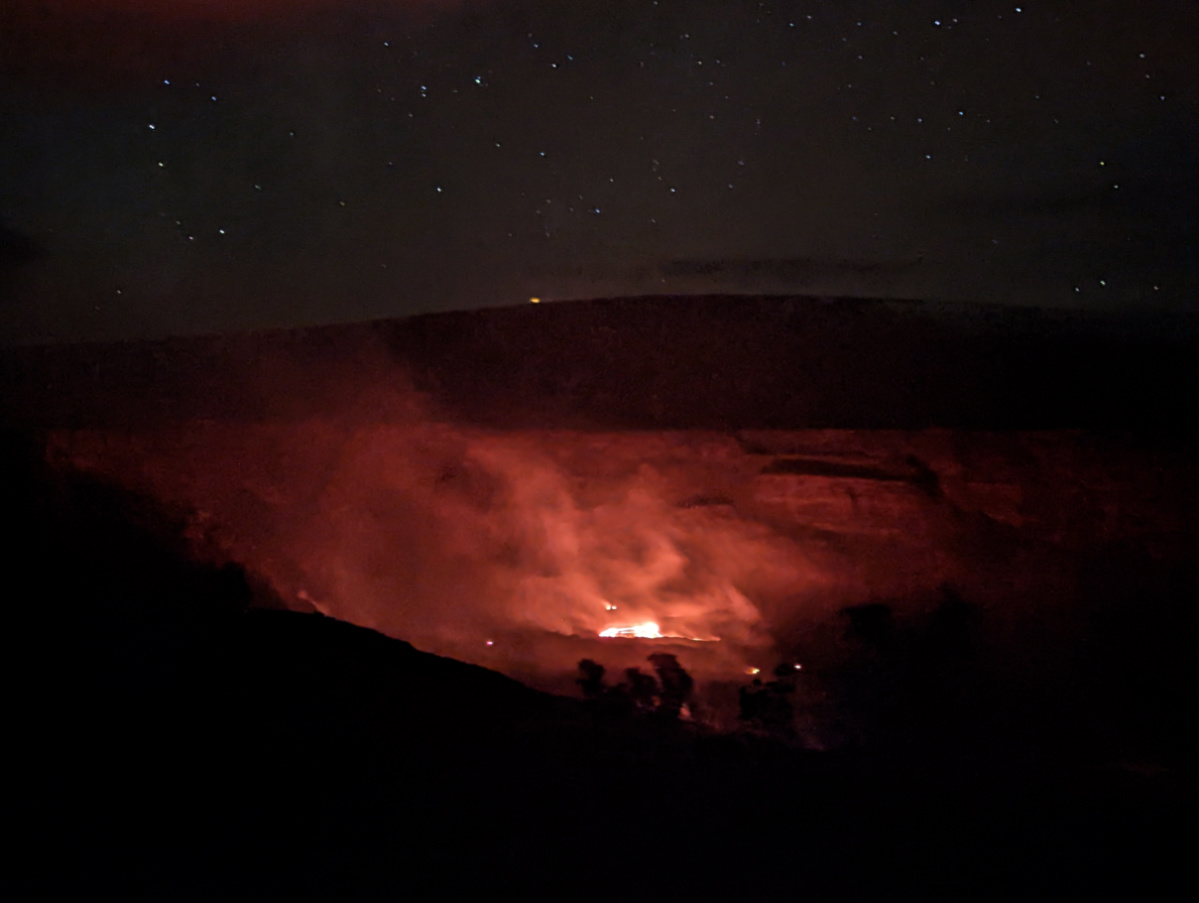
[3,294,1197,431]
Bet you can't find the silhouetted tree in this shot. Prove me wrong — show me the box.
[739,662,802,738]
[838,602,903,746]
[772,661,801,681]
[647,653,694,718]
[576,658,607,700]
[739,678,765,725]
[622,667,659,712]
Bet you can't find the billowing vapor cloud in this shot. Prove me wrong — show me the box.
[279,422,824,651]
[49,347,1179,681]
[42,340,1197,753]
[49,362,848,682]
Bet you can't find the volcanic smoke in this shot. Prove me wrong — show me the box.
[43,346,1194,716]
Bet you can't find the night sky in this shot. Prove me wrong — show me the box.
[2,0,1197,343]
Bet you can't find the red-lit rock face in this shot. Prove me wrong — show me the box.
[8,296,1190,731]
[52,418,804,677]
[48,390,1192,696]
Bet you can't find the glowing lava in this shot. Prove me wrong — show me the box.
[598,621,717,641]
[599,621,664,638]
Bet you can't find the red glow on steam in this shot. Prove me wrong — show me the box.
[49,380,843,681]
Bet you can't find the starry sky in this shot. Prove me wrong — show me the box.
[1,0,1196,343]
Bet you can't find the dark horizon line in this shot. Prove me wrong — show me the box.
[5,290,1199,351]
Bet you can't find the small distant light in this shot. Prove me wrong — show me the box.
[795,663,803,670]
[529,297,541,304]
[747,667,760,675]
[486,640,494,646]
[148,123,156,130]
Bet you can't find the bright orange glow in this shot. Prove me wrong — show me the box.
[599,621,717,641]
[599,621,664,638]
[47,383,854,680]
[53,411,832,676]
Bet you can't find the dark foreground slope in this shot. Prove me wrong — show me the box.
[5,432,1190,901]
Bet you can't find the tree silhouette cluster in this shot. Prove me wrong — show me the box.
[738,661,803,738]
[834,590,983,749]
[576,653,694,719]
